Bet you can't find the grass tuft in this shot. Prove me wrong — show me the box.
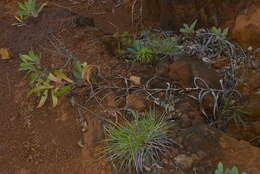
[102,109,172,172]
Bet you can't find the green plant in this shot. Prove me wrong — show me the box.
[113,32,133,55]
[72,60,99,84]
[211,26,229,39]
[17,0,47,18]
[149,37,179,56]
[127,40,154,64]
[214,162,247,174]
[19,49,41,73]
[218,96,250,128]
[28,70,73,108]
[73,60,85,81]
[19,50,74,108]
[180,19,198,35]
[102,109,172,172]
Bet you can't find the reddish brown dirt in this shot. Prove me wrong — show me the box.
[0,0,131,173]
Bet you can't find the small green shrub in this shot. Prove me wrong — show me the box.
[17,0,47,18]
[218,96,250,128]
[127,40,154,64]
[215,162,247,174]
[180,19,198,35]
[149,37,179,56]
[103,109,172,172]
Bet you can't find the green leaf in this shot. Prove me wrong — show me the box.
[190,19,198,30]
[73,71,81,80]
[180,28,187,33]
[20,54,34,62]
[218,162,224,173]
[55,85,72,97]
[48,72,61,83]
[211,26,219,34]
[37,89,48,108]
[18,2,27,10]
[223,27,229,37]
[183,24,189,28]
[133,40,141,50]
[29,0,36,11]
[73,60,82,73]
[231,167,239,174]
[51,90,58,107]
[16,11,30,16]
[54,70,74,84]
[127,48,137,54]
[28,82,53,96]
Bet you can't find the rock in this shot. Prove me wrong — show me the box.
[75,16,95,27]
[212,56,230,69]
[169,57,221,88]
[127,93,147,111]
[83,117,104,148]
[248,71,260,90]
[245,95,260,119]
[0,48,12,60]
[232,6,260,48]
[143,0,252,30]
[129,75,141,85]
[105,91,117,108]
[219,135,260,174]
[169,61,193,88]
[174,154,194,170]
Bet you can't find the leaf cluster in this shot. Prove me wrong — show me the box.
[127,40,154,64]
[19,50,74,108]
[211,26,229,39]
[180,19,198,35]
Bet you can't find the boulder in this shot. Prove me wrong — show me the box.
[232,4,260,48]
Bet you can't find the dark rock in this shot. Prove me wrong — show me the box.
[75,16,95,27]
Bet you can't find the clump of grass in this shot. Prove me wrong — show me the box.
[218,96,250,128]
[103,109,172,172]
[148,37,179,56]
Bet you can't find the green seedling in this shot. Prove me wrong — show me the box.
[218,97,250,128]
[211,26,229,39]
[19,49,41,73]
[180,19,198,35]
[17,0,47,18]
[127,40,154,64]
[215,162,247,174]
